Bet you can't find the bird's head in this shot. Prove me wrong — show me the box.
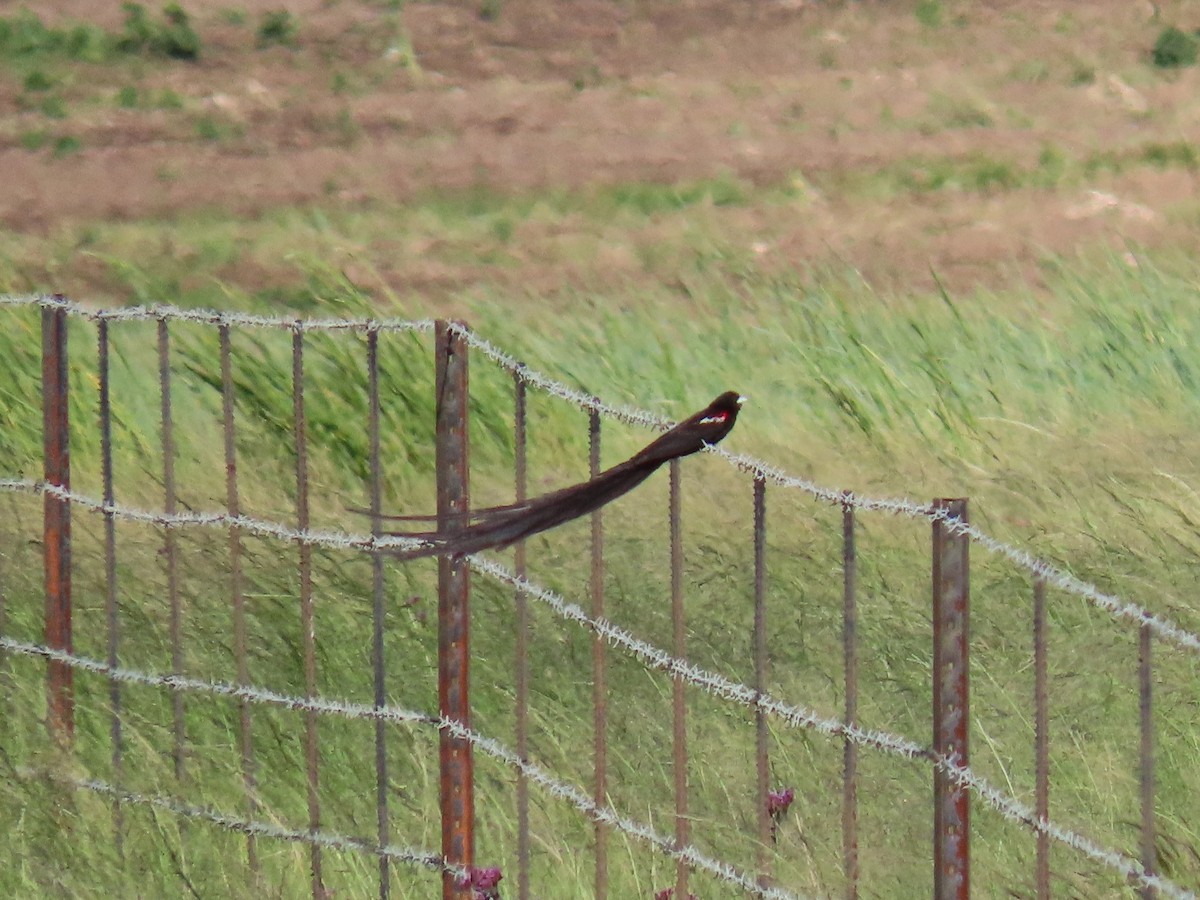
[697,391,746,428]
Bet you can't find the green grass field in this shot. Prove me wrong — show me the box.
[3,218,1200,897]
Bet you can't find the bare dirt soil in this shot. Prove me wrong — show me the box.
[6,0,1200,293]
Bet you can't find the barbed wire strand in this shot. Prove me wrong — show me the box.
[5,475,1198,659]
[12,765,451,874]
[0,478,430,555]
[0,637,802,900]
[446,323,670,430]
[0,294,435,335]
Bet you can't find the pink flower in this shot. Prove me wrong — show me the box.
[767,787,795,820]
[767,786,796,843]
[455,866,503,898]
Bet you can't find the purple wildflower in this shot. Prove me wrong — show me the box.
[455,865,503,899]
[767,786,795,819]
[767,786,796,843]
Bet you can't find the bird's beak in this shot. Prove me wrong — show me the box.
[736,395,748,406]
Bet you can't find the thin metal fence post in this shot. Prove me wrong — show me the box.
[842,494,859,899]
[932,498,969,900]
[753,478,771,885]
[220,322,257,875]
[42,303,73,744]
[158,318,185,779]
[292,325,324,898]
[367,326,390,899]
[1139,625,1156,900]
[670,458,689,899]
[514,369,530,900]
[435,320,474,898]
[0,559,7,695]
[589,404,608,900]
[1033,577,1049,899]
[99,317,124,854]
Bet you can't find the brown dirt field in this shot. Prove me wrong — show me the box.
[5,0,1200,294]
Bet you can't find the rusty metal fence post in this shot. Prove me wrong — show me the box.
[98,317,124,854]
[41,303,73,744]
[513,369,530,900]
[669,458,689,899]
[932,498,969,900]
[220,322,258,875]
[588,404,609,899]
[367,327,391,899]
[436,321,474,897]
[753,477,771,886]
[157,318,186,781]
[842,494,859,899]
[1033,577,1049,899]
[292,325,324,899]
[1139,625,1156,900]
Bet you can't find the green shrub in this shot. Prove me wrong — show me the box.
[155,88,183,109]
[115,3,154,52]
[1142,140,1199,171]
[117,2,200,59]
[194,115,223,141]
[1069,62,1096,85]
[22,69,53,91]
[256,10,296,47]
[116,85,139,108]
[19,129,48,150]
[1152,26,1198,68]
[64,22,109,61]
[915,0,942,28]
[52,135,81,157]
[0,9,56,55]
[0,9,110,61]
[39,95,67,119]
[160,3,200,58]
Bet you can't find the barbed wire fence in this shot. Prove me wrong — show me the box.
[0,294,1197,899]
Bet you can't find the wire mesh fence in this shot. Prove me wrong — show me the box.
[0,294,1197,899]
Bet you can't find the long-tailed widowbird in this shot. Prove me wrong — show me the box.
[357,391,746,560]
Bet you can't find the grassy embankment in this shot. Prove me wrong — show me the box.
[3,184,1200,898]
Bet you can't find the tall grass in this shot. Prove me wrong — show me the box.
[2,248,1200,897]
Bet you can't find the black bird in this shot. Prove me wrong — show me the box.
[364,391,745,560]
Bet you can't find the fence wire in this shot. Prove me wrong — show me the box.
[10,766,452,875]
